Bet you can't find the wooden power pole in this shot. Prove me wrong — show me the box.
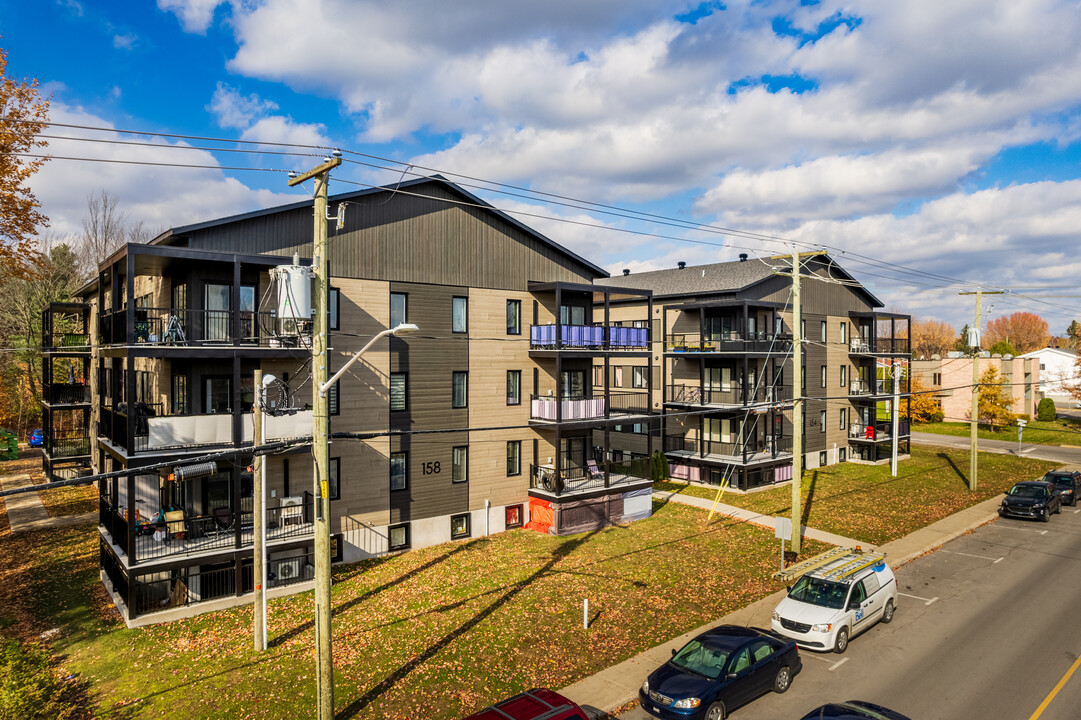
[288,155,341,720]
[958,289,1003,491]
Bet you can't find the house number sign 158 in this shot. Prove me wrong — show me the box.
[422,462,441,475]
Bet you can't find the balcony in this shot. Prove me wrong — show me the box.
[848,421,911,442]
[664,435,793,464]
[849,338,910,355]
[848,379,907,397]
[100,493,314,567]
[528,461,648,496]
[527,391,650,422]
[665,332,792,354]
[100,405,313,455]
[43,383,90,405]
[667,384,790,406]
[100,308,311,349]
[529,324,649,351]
[45,434,91,459]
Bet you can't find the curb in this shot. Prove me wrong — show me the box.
[559,494,1015,715]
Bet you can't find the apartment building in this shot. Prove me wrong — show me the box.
[601,253,912,489]
[913,353,1040,421]
[54,177,656,625]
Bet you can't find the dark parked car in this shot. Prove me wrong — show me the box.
[28,428,43,448]
[461,688,589,720]
[800,701,912,719]
[639,625,801,720]
[1041,470,1081,507]
[999,480,1062,522]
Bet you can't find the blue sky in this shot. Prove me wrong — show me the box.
[4,0,1081,331]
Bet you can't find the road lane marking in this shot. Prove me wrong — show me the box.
[829,658,848,672]
[1028,652,1081,720]
[992,525,1049,534]
[940,549,1004,562]
[898,592,938,605]
[1072,509,1081,514]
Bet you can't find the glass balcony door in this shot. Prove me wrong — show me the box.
[205,284,230,341]
[204,377,231,414]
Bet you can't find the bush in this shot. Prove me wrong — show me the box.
[1037,397,1057,422]
[650,450,670,482]
[0,638,78,720]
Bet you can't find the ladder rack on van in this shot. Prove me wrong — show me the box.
[772,547,885,584]
[772,546,849,583]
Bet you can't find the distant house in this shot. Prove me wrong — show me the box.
[1019,347,1078,403]
[912,354,1040,421]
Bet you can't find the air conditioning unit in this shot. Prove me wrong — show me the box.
[278,559,300,580]
[280,496,303,508]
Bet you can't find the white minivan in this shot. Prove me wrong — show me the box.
[770,552,898,653]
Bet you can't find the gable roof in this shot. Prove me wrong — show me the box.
[153,175,607,278]
[1020,347,1077,359]
[602,253,883,307]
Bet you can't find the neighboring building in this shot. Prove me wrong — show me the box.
[912,353,1040,421]
[1018,347,1077,403]
[601,253,912,487]
[51,177,656,625]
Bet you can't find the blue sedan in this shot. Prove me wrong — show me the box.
[639,625,802,720]
[800,701,911,719]
[28,429,43,448]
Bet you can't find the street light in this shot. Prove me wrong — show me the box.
[319,323,419,396]
[312,320,418,715]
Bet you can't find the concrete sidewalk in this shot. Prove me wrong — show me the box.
[561,490,1026,714]
[0,473,96,533]
[655,489,869,549]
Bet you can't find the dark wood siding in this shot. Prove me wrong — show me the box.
[388,282,470,522]
[182,182,599,290]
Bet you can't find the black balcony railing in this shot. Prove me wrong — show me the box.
[665,332,793,354]
[848,420,911,441]
[528,462,646,496]
[529,324,649,350]
[667,384,791,406]
[849,338,910,355]
[664,434,793,460]
[44,332,90,351]
[44,383,89,404]
[132,564,237,616]
[102,307,308,348]
[46,434,91,459]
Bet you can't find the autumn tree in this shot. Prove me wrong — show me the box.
[905,373,943,423]
[974,365,1014,431]
[1067,320,1081,350]
[0,47,50,275]
[988,339,1017,356]
[910,319,955,359]
[984,312,1050,354]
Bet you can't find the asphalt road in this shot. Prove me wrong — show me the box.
[912,430,1081,465]
[618,508,1081,720]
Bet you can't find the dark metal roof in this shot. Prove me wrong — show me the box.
[600,258,778,297]
[156,175,608,278]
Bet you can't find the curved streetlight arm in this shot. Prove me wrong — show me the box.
[319,323,418,396]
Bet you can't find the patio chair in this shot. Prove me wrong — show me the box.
[211,507,234,534]
[586,459,604,481]
[164,509,186,541]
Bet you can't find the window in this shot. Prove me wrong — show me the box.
[820,321,827,343]
[205,377,231,413]
[507,370,521,405]
[505,504,523,529]
[452,446,468,483]
[451,513,471,540]
[819,451,828,466]
[932,372,942,386]
[171,374,188,414]
[820,365,827,388]
[840,407,848,430]
[840,322,847,344]
[390,452,407,491]
[452,372,468,408]
[329,287,340,331]
[820,409,826,433]
[389,524,410,550]
[1040,363,1046,371]
[839,448,847,462]
[507,440,521,476]
[328,383,339,416]
[801,365,805,389]
[593,366,604,387]
[390,373,407,411]
[614,367,624,388]
[205,283,231,341]
[328,457,341,500]
[840,365,847,388]
[452,296,468,333]
[506,299,521,335]
[632,366,648,389]
[390,293,407,327]
[800,319,806,339]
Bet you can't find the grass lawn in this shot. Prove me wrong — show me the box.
[0,488,829,720]
[655,446,1058,545]
[915,419,1081,447]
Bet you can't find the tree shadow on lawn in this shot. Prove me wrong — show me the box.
[335,530,600,719]
[269,538,484,649]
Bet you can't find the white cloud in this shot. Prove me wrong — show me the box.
[208,83,279,130]
[157,0,226,33]
[112,33,137,50]
[208,84,330,147]
[30,103,301,241]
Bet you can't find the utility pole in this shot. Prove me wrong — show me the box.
[890,361,900,477]
[771,249,820,556]
[253,369,266,652]
[958,289,1003,491]
[288,154,341,720]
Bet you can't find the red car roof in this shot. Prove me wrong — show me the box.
[462,688,584,720]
